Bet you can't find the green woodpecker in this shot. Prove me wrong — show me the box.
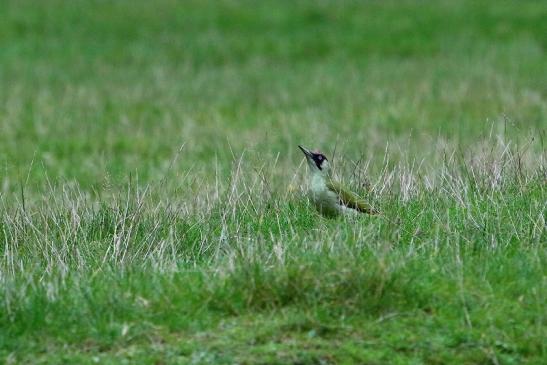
[298,145,378,217]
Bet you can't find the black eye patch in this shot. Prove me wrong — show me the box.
[312,153,327,170]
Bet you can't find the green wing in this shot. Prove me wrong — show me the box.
[326,180,379,215]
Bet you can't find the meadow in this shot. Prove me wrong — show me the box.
[0,0,546,363]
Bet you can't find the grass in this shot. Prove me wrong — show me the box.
[1,0,546,363]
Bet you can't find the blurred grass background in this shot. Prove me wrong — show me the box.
[1,0,545,191]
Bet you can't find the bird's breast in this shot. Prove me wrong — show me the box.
[309,188,340,216]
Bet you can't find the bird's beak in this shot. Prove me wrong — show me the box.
[298,145,313,160]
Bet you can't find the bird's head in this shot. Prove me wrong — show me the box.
[298,145,330,176]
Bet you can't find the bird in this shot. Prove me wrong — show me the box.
[298,145,379,217]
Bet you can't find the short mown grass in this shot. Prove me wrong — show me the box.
[1,0,546,364]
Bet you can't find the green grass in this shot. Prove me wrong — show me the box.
[1,0,546,363]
